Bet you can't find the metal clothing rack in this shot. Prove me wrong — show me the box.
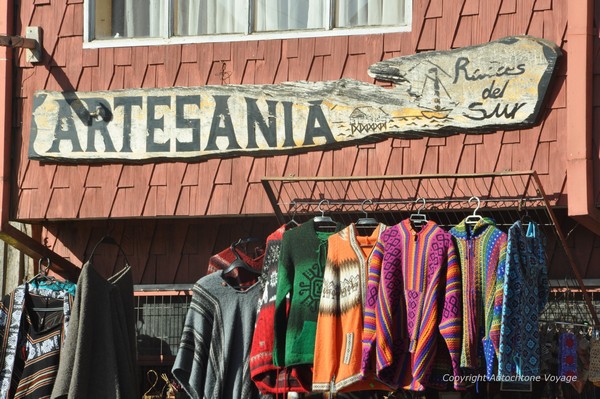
[261,170,600,326]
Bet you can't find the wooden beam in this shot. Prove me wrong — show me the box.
[0,34,37,49]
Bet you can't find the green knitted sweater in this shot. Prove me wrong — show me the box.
[273,219,342,367]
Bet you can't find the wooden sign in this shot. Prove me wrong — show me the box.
[29,36,560,163]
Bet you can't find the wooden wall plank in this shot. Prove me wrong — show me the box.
[181,45,198,63]
[462,0,480,15]
[474,0,502,43]
[417,18,437,51]
[453,15,474,48]
[114,48,132,66]
[499,0,517,14]
[255,40,282,83]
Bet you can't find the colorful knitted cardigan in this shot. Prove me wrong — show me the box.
[273,219,343,367]
[312,223,392,393]
[450,217,507,379]
[361,219,462,391]
[498,220,549,377]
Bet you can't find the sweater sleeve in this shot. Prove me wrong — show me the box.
[312,239,339,391]
[537,228,549,312]
[490,234,508,355]
[273,233,293,367]
[438,239,463,388]
[375,233,404,374]
[361,236,384,376]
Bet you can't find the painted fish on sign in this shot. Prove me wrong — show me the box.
[29,36,561,163]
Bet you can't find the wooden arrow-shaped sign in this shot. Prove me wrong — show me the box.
[29,36,561,163]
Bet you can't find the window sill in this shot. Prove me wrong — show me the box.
[83,25,412,49]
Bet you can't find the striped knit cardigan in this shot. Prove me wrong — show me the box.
[362,219,462,391]
[450,217,507,379]
[312,223,392,393]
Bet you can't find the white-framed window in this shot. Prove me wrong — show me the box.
[85,0,411,48]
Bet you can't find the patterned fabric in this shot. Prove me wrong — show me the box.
[558,332,578,378]
[172,273,262,399]
[273,219,342,368]
[450,217,507,377]
[361,225,409,390]
[250,225,312,394]
[312,223,391,393]
[498,220,548,377]
[362,220,462,391]
[401,220,462,391]
[0,284,72,399]
[206,243,265,286]
[588,337,600,382]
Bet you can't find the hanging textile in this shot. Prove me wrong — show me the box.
[250,225,313,394]
[50,263,137,399]
[498,220,549,377]
[206,241,264,277]
[273,219,342,371]
[172,272,262,399]
[449,217,507,379]
[588,335,600,383]
[362,219,462,391]
[360,227,407,390]
[558,331,578,378]
[312,223,392,393]
[0,284,72,399]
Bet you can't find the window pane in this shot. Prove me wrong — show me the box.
[175,0,248,35]
[336,0,405,27]
[95,0,166,38]
[254,0,327,32]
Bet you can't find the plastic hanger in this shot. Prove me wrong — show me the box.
[356,200,379,228]
[409,197,428,227]
[221,242,262,277]
[29,258,65,312]
[313,199,337,231]
[465,196,483,225]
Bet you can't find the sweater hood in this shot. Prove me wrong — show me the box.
[450,216,498,239]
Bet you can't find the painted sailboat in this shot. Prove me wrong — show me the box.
[419,67,457,119]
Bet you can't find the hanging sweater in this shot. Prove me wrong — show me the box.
[273,219,342,368]
[361,227,409,390]
[0,284,72,399]
[312,223,392,393]
[395,220,462,390]
[172,272,262,399]
[250,225,313,394]
[450,217,507,379]
[498,220,549,377]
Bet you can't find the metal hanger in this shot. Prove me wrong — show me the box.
[409,197,428,227]
[285,201,300,229]
[465,196,483,225]
[88,234,130,266]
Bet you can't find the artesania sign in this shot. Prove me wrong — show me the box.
[29,36,560,163]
